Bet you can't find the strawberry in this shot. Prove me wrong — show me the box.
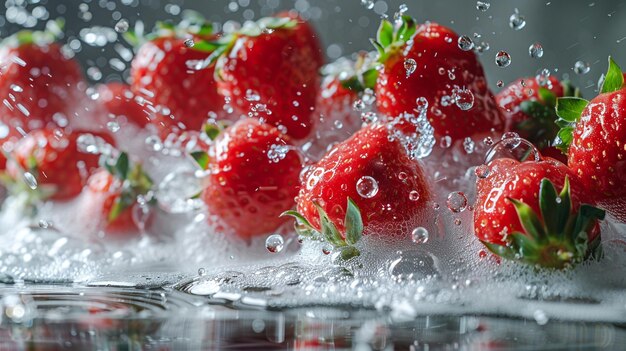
[555,57,626,222]
[96,83,151,128]
[84,152,153,235]
[474,157,604,268]
[285,122,432,258]
[129,20,226,138]
[496,75,578,162]
[4,129,114,201]
[0,21,85,135]
[371,17,504,141]
[208,12,324,141]
[199,118,302,239]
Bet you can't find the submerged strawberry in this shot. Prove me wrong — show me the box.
[5,129,113,201]
[372,17,504,141]
[286,122,432,258]
[129,20,226,138]
[474,157,604,268]
[0,21,86,134]
[555,58,626,222]
[96,83,151,128]
[209,12,324,141]
[200,118,302,239]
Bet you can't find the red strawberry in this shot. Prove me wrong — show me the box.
[200,118,302,239]
[286,122,432,258]
[496,75,578,162]
[83,152,153,235]
[5,129,114,201]
[0,23,86,135]
[96,83,151,128]
[474,157,604,268]
[130,21,226,138]
[372,17,504,141]
[556,57,626,222]
[211,12,324,141]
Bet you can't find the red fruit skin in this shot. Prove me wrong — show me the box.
[201,118,302,239]
[296,123,432,237]
[97,83,151,128]
[376,22,504,141]
[86,169,140,235]
[473,157,597,246]
[568,89,626,222]
[216,12,324,141]
[0,43,85,133]
[6,129,113,200]
[496,75,564,135]
[315,76,362,135]
[130,36,226,138]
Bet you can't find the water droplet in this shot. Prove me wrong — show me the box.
[184,38,195,48]
[115,19,129,33]
[361,111,378,124]
[198,267,206,276]
[495,51,511,67]
[496,80,504,87]
[476,1,490,11]
[388,250,440,281]
[454,218,462,226]
[0,294,35,325]
[455,88,475,110]
[447,192,468,213]
[267,144,289,163]
[23,172,38,190]
[333,120,343,129]
[106,120,120,133]
[404,58,417,77]
[440,135,452,148]
[509,9,526,30]
[409,190,420,201]
[322,245,332,255]
[265,234,284,253]
[463,137,475,154]
[502,131,521,148]
[10,84,23,93]
[361,0,375,10]
[156,170,205,213]
[411,227,429,244]
[353,99,365,112]
[356,176,379,199]
[38,219,52,228]
[574,60,590,75]
[483,136,494,145]
[475,165,490,178]
[458,35,474,51]
[415,97,428,112]
[528,43,544,58]
[533,309,549,325]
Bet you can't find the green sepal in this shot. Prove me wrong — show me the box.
[314,202,346,247]
[553,97,589,152]
[1,18,65,48]
[339,246,361,261]
[203,123,222,141]
[190,151,209,170]
[337,54,379,93]
[371,15,418,63]
[507,198,545,242]
[344,198,363,245]
[537,88,557,107]
[280,210,314,229]
[600,56,624,94]
[481,240,517,261]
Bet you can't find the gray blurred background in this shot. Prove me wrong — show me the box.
[2,0,626,97]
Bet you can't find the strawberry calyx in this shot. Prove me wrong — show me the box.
[193,16,299,70]
[370,15,417,64]
[334,52,379,93]
[555,57,624,152]
[517,81,580,149]
[481,177,605,269]
[1,18,65,48]
[101,152,153,222]
[123,10,214,48]
[281,197,364,260]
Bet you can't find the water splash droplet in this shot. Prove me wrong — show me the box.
[476,1,490,11]
[495,51,511,67]
[411,227,429,244]
[115,19,129,33]
[458,35,474,51]
[509,9,526,30]
[265,234,284,253]
[528,43,544,58]
[23,172,38,190]
[455,88,475,110]
[463,137,475,154]
[404,58,417,77]
[356,176,379,199]
[574,60,590,75]
[184,38,195,48]
[447,192,468,213]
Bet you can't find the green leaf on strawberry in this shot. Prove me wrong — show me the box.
[600,56,624,94]
[370,15,417,63]
[482,177,605,269]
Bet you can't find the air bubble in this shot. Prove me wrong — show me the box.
[475,165,490,178]
[356,176,379,199]
[411,227,429,244]
[574,61,590,75]
[495,51,511,67]
[115,19,129,33]
[353,99,365,112]
[496,80,504,87]
[404,58,417,77]
[463,137,475,154]
[184,38,195,48]
[198,267,206,276]
[529,43,544,58]
[415,97,428,112]
[106,121,120,133]
[509,9,526,30]
[409,190,420,201]
[458,36,474,51]
[23,172,38,190]
[476,1,490,11]
[447,192,468,213]
[265,234,284,253]
[455,88,475,110]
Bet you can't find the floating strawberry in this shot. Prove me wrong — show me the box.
[4,129,114,201]
[474,157,604,268]
[285,122,432,258]
[129,19,226,138]
[555,57,626,222]
[496,75,579,161]
[96,83,151,128]
[371,17,504,141]
[198,118,302,239]
[84,152,153,235]
[0,20,86,135]
[207,12,324,141]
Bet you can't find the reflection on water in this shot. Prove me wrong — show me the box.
[0,285,624,350]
